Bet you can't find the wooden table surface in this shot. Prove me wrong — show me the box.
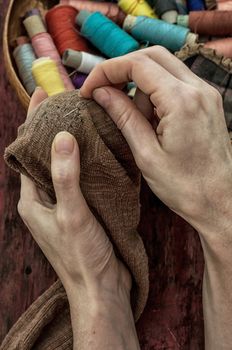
[0,1,205,348]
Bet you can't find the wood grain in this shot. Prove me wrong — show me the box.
[0,0,205,348]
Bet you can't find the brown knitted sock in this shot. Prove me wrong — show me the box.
[2,91,149,349]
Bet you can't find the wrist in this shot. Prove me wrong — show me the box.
[181,173,232,238]
[65,272,139,350]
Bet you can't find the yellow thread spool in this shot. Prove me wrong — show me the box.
[32,57,66,96]
[118,0,157,18]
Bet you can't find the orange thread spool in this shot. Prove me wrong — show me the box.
[189,10,232,35]
[59,0,126,25]
[205,37,232,58]
[45,5,89,56]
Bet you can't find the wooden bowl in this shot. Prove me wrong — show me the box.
[3,0,58,110]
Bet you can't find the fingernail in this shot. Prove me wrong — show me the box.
[93,88,110,107]
[54,132,74,155]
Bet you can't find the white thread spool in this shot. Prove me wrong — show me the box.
[62,49,105,74]
[23,15,47,39]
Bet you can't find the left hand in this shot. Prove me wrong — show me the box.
[18,88,131,299]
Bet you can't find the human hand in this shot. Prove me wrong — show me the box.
[81,47,232,235]
[18,88,140,349]
[18,88,131,298]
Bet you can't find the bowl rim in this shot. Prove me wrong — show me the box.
[3,0,30,110]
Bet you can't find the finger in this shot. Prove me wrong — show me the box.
[19,175,47,226]
[20,174,41,203]
[133,88,154,122]
[93,87,162,168]
[142,46,203,86]
[27,87,48,116]
[51,132,91,216]
[81,53,179,108]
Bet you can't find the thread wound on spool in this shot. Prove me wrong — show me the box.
[71,72,88,88]
[205,37,232,58]
[16,36,30,46]
[32,57,66,96]
[59,0,126,25]
[45,5,89,56]
[62,49,105,73]
[187,0,205,11]
[189,10,232,36]
[23,15,47,38]
[217,0,232,11]
[77,11,140,58]
[177,15,189,27]
[123,15,191,52]
[153,0,178,17]
[118,0,157,18]
[31,32,74,90]
[13,43,37,95]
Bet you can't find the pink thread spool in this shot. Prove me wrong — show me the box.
[217,0,232,10]
[31,32,74,90]
[205,37,232,58]
[59,0,126,25]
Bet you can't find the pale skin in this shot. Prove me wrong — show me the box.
[18,47,232,349]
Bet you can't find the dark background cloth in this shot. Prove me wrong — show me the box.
[0,0,205,348]
[185,54,232,131]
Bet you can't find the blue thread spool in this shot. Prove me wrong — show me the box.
[76,10,139,58]
[13,43,37,95]
[123,15,197,52]
[175,0,188,14]
[187,0,205,11]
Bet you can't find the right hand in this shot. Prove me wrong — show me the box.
[81,47,232,232]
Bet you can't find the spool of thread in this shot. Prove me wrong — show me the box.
[175,0,188,14]
[118,0,157,18]
[32,57,66,96]
[71,72,88,88]
[31,32,74,90]
[23,14,47,38]
[187,0,205,10]
[16,36,30,46]
[205,37,232,58]
[177,14,189,26]
[153,0,178,23]
[188,11,232,36]
[45,5,89,56]
[217,0,232,10]
[62,49,105,73]
[76,11,140,57]
[59,0,126,25]
[24,8,41,18]
[13,43,36,95]
[123,15,198,52]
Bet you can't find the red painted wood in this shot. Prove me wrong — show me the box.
[0,1,205,348]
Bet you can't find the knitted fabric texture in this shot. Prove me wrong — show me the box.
[2,91,149,349]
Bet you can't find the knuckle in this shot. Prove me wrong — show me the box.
[53,166,74,189]
[17,199,29,221]
[116,105,135,130]
[56,208,69,230]
[136,146,152,170]
[151,45,169,55]
[210,87,223,106]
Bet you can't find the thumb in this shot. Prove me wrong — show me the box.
[51,132,91,219]
[93,87,161,169]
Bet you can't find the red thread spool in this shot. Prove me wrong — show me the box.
[217,0,232,10]
[59,0,126,25]
[45,5,89,56]
[205,37,232,58]
[189,10,232,35]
